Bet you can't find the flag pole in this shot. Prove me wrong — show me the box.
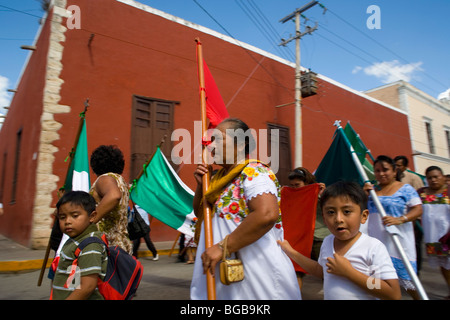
[347,121,375,162]
[132,135,167,185]
[195,38,216,300]
[334,120,429,300]
[37,99,90,286]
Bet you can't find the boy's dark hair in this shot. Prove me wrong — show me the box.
[319,181,368,211]
[56,191,97,216]
[394,155,408,167]
[90,145,125,175]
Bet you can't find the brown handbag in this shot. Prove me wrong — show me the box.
[219,235,244,285]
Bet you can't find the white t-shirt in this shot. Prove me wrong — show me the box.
[319,232,397,300]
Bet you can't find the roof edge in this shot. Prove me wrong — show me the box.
[116,0,296,68]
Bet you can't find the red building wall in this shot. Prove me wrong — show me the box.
[52,0,297,241]
[0,13,52,246]
[0,0,414,245]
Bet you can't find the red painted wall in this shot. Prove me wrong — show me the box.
[0,13,51,246]
[0,0,413,245]
[53,0,297,241]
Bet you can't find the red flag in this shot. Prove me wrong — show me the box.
[202,60,229,128]
[281,183,320,273]
[196,43,229,129]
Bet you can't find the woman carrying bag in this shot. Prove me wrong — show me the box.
[190,118,301,300]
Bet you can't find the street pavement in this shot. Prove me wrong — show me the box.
[0,234,448,301]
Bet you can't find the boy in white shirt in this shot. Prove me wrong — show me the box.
[278,181,401,300]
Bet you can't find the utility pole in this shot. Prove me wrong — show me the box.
[279,1,318,167]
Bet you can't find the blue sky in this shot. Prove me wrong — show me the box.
[1,0,449,120]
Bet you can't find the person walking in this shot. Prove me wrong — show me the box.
[364,155,423,299]
[131,204,159,261]
[190,118,301,300]
[417,166,450,299]
[90,145,133,254]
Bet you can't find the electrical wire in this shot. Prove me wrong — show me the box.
[234,0,295,61]
[318,1,449,93]
[1,2,447,150]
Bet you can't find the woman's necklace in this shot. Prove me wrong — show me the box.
[377,181,397,196]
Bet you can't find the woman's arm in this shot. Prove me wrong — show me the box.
[91,175,121,224]
[201,192,280,277]
[226,193,279,253]
[382,204,422,226]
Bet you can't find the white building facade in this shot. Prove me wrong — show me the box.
[365,81,450,176]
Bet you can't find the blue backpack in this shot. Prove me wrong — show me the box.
[67,235,143,300]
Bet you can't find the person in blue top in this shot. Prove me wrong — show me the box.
[364,155,423,300]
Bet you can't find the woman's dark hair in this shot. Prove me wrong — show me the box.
[220,118,256,156]
[425,165,443,175]
[374,155,401,181]
[56,191,97,216]
[319,181,368,211]
[90,145,125,175]
[374,155,396,169]
[288,167,316,184]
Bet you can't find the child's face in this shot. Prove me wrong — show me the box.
[58,202,96,238]
[322,196,368,242]
[289,178,306,189]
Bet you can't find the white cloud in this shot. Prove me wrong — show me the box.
[352,66,362,74]
[0,75,12,115]
[437,88,450,101]
[353,60,423,84]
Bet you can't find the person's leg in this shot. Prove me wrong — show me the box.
[132,238,141,258]
[143,233,158,260]
[440,266,450,299]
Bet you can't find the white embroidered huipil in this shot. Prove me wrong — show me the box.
[190,162,301,300]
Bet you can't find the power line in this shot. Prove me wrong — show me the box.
[192,0,294,96]
[318,2,448,92]
[245,0,296,61]
[1,2,438,151]
[234,0,294,61]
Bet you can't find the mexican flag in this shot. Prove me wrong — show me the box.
[314,125,364,187]
[314,121,376,186]
[55,117,90,257]
[63,118,90,192]
[343,122,375,183]
[129,146,196,237]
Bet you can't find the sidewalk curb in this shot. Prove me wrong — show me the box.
[0,248,180,273]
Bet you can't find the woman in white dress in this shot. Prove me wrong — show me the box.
[364,155,423,299]
[417,166,450,298]
[190,118,301,300]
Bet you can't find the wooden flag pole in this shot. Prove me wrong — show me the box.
[38,99,90,286]
[195,38,216,300]
[133,135,167,184]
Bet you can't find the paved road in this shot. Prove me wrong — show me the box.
[0,251,447,300]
